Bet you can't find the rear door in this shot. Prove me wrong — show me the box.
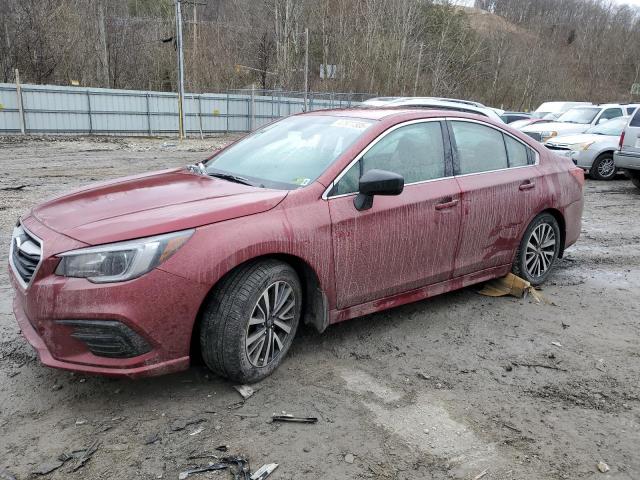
[327,119,462,309]
[621,109,640,156]
[448,119,542,277]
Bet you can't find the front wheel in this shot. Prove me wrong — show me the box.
[590,153,616,180]
[512,213,561,286]
[199,260,302,383]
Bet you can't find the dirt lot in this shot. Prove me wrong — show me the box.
[0,137,638,480]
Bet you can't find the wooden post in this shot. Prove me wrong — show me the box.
[15,69,26,135]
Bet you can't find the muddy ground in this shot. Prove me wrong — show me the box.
[0,136,638,480]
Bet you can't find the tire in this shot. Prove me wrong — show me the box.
[590,153,616,181]
[199,260,302,383]
[512,213,561,286]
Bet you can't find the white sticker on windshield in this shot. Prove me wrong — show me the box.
[331,119,370,130]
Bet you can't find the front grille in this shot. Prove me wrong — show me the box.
[545,142,571,151]
[10,223,42,286]
[525,132,542,142]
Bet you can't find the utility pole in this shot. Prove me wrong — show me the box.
[175,0,186,140]
[193,2,197,58]
[414,42,424,97]
[303,27,309,111]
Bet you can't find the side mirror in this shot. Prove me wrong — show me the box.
[597,118,608,124]
[354,169,404,211]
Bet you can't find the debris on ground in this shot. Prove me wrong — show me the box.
[215,445,229,452]
[179,456,251,480]
[551,341,563,348]
[189,426,204,436]
[511,361,568,372]
[478,273,548,303]
[344,453,355,464]
[250,463,278,480]
[66,440,100,472]
[597,461,610,473]
[32,460,64,476]
[473,470,488,480]
[144,433,161,445]
[178,462,228,479]
[234,385,255,400]
[171,417,206,432]
[272,414,318,424]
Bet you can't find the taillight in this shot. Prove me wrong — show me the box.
[619,130,625,150]
[570,167,585,187]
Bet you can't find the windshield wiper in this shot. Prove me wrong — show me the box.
[208,171,253,186]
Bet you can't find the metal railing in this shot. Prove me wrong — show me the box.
[0,83,374,136]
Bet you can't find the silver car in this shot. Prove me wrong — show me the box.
[614,107,640,190]
[545,116,629,180]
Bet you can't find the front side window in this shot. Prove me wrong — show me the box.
[599,108,623,122]
[631,108,640,127]
[331,121,446,196]
[451,121,508,174]
[206,115,375,189]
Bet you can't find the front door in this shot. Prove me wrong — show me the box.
[327,120,462,309]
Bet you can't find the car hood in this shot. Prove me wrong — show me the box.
[32,168,288,244]
[522,122,589,134]
[547,133,618,146]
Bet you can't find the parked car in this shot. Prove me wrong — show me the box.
[9,109,584,382]
[501,112,532,124]
[545,116,629,180]
[614,107,640,190]
[531,101,592,120]
[382,97,505,123]
[521,104,632,143]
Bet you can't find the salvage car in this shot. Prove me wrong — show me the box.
[521,104,630,143]
[614,107,640,190]
[545,116,629,180]
[9,109,584,382]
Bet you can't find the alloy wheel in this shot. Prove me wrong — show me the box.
[597,157,615,179]
[245,281,295,367]
[525,223,556,278]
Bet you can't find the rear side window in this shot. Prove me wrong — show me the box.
[331,121,446,195]
[631,109,640,127]
[451,121,508,174]
[503,135,530,167]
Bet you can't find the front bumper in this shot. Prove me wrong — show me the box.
[10,217,210,378]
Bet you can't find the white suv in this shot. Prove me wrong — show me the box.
[614,107,640,190]
[521,104,637,143]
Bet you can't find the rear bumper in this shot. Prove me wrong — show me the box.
[614,151,640,170]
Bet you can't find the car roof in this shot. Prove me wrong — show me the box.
[305,107,502,124]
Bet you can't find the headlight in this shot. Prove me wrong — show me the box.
[55,229,194,283]
[569,141,594,152]
[541,131,558,141]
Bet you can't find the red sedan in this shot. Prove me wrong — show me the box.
[9,109,584,382]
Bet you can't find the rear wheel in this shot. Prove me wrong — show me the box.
[590,153,616,181]
[512,213,561,286]
[199,260,302,383]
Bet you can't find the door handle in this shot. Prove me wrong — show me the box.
[435,198,459,210]
[519,180,535,191]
